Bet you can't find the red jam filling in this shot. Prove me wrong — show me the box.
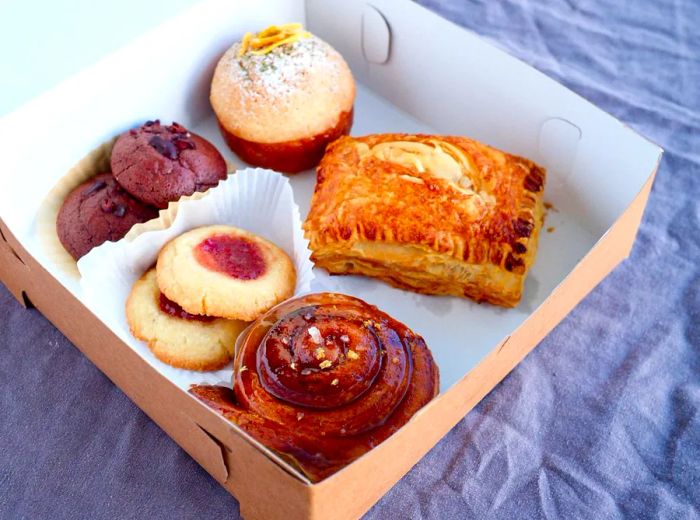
[158,292,214,322]
[194,234,266,280]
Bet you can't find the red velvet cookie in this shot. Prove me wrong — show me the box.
[111,120,227,209]
[56,173,159,260]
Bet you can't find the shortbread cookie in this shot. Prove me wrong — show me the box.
[156,225,296,321]
[126,268,247,371]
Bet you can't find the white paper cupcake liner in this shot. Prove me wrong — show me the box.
[77,168,315,389]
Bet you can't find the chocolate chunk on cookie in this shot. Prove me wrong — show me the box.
[56,173,159,260]
[111,120,228,208]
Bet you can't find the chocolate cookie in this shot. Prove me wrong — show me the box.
[56,173,159,260]
[111,120,228,209]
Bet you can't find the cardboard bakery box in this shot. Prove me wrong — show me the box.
[0,0,662,518]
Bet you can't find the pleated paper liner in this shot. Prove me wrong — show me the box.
[123,191,209,240]
[36,137,115,279]
[77,168,315,388]
[35,135,237,280]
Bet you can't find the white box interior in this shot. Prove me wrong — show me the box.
[0,0,661,395]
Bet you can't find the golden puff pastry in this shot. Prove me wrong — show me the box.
[303,134,546,307]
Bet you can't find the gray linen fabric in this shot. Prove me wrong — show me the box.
[1,0,699,518]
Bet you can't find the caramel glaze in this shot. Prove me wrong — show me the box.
[218,109,353,174]
[190,292,439,482]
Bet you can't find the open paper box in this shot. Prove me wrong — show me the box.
[0,0,662,518]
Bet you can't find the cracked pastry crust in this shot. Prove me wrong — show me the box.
[303,134,546,307]
[126,268,247,371]
[156,225,296,321]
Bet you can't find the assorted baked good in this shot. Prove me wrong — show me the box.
[126,268,247,371]
[111,120,228,208]
[56,173,159,260]
[49,19,554,481]
[53,120,228,262]
[126,225,295,370]
[156,225,296,321]
[210,23,355,173]
[190,292,439,481]
[303,134,546,307]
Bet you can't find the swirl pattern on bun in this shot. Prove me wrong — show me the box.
[190,292,439,481]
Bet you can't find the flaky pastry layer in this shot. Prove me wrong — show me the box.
[303,134,546,307]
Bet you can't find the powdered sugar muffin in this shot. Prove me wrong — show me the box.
[210,24,355,173]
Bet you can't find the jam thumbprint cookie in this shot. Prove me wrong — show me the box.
[156,225,296,321]
[126,268,247,370]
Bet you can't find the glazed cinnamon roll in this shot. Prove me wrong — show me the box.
[190,292,439,481]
